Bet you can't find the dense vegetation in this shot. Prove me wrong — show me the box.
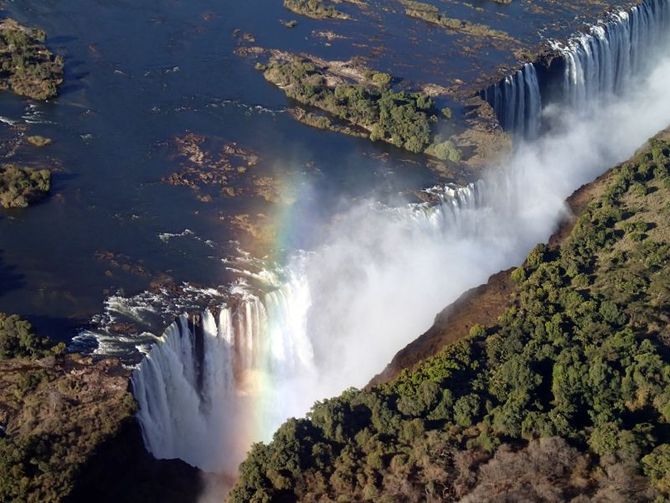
[262,56,458,159]
[0,313,63,360]
[283,0,349,19]
[0,359,136,502]
[401,0,515,42]
[0,164,50,208]
[0,314,199,502]
[230,136,670,501]
[289,107,368,138]
[0,19,63,100]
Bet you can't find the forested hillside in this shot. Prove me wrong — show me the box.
[230,134,670,502]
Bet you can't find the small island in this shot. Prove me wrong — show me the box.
[283,0,349,20]
[0,164,51,208]
[401,0,516,43]
[259,52,462,161]
[0,19,64,100]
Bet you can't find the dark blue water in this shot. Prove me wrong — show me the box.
[0,0,619,341]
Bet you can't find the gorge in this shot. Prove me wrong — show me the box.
[128,0,670,497]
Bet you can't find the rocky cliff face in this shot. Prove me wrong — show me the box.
[368,268,515,388]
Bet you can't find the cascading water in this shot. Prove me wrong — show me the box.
[555,0,669,109]
[482,63,542,139]
[131,275,315,473]
[126,0,670,492]
[131,184,480,473]
[482,0,670,137]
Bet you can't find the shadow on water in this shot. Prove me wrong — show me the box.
[48,35,78,45]
[57,83,87,97]
[68,71,90,81]
[0,246,87,341]
[25,314,85,344]
[50,171,78,191]
[58,57,89,97]
[0,249,24,297]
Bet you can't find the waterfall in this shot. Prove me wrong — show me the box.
[482,63,542,139]
[131,278,316,473]
[482,0,670,137]
[126,0,670,485]
[130,184,479,472]
[555,0,669,109]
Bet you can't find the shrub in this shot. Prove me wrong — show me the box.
[0,313,60,360]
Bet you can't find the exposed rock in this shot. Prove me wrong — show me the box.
[94,250,151,278]
[368,268,515,387]
[26,135,52,147]
[162,133,259,194]
[283,0,350,20]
